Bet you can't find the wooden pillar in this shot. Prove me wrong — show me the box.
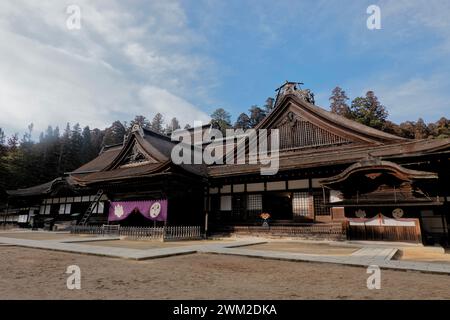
[204,186,210,238]
[4,198,9,224]
[308,178,315,222]
[162,179,169,227]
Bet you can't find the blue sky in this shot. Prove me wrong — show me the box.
[1,0,449,137]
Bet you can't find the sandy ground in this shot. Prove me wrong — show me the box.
[0,246,449,300]
[398,247,450,264]
[244,242,358,255]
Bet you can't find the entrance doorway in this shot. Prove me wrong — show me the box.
[263,192,293,220]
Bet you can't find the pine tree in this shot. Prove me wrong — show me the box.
[399,121,416,139]
[350,91,388,130]
[0,128,6,156]
[21,123,34,145]
[130,115,151,129]
[234,113,251,129]
[210,108,232,134]
[263,97,275,113]
[248,105,266,128]
[0,128,7,192]
[41,126,54,144]
[414,118,429,139]
[329,86,351,118]
[2,133,22,189]
[38,125,61,182]
[67,123,83,171]
[102,121,126,146]
[57,123,71,174]
[7,133,19,151]
[81,126,95,163]
[434,117,450,138]
[90,128,104,155]
[17,124,41,187]
[165,117,181,135]
[151,113,165,134]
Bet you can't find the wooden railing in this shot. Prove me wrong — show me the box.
[120,226,165,240]
[164,226,203,241]
[0,223,18,230]
[70,225,202,241]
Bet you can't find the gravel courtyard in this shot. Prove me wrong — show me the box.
[0,246,449,300]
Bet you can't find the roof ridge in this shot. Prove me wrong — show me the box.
[142,127,173,141]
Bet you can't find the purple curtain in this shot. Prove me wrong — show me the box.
[108,199,167,222]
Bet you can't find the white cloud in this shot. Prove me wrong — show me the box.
[363,75,450,123]
[138,86,210,124]
[380,0,450,55]
[0,0,212,138]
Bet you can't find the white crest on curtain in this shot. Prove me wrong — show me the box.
[114,204,124,218]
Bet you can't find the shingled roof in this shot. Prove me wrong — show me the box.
[208,93,449,177]
[6,177,76,197]
[7,91,450,195]
[70,126,207,185]
[257,92,407,145]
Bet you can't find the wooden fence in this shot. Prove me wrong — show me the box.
[346,221,422,242]
[217,223,346,240]
[0,223,17,230]
[70,225,202,241]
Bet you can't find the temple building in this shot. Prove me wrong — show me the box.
[3,82,450,245]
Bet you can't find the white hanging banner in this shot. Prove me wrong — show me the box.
[348,213,417,227]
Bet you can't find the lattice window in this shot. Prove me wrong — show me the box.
[39,205,51,215]
[292,192,311,217]
[58,203,72,215]
[232,195,246,219]
[247,194,262,219]
[313,190,330,216]
[92,202,104,215]
[247,194,262,210]
[277,113,351,150]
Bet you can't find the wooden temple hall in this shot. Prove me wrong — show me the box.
[3,82,450,244]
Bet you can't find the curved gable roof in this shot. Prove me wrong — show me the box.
[69,126,207,185]
[320,159,438,187]
[70,145,122,174]
[257,93,408,145]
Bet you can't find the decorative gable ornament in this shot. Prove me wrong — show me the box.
[295,89,315,105]
[287,112,297,128]
[124,144,148,165]
[276,81,315,105]
[131,124,145,138]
